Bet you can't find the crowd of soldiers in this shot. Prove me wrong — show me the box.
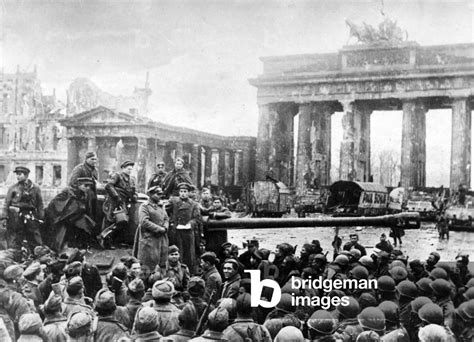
[0,153,473,341]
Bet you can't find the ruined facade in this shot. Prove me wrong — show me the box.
[250,42,474,194]
[61,106,256,194]
[0,68,68,195]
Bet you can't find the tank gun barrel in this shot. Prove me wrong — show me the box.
[206,212,419,230]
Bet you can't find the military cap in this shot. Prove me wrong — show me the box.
[201,251,218,265]
[85,151,97,159]
[389,266,408,281]
[112,262,128,280]
[411,296,433,314]
[177,182,193,191]
[147,185,163,195]
[457,299,474,319]
[187,276,205,297]
[128,278,145,294]
[74,177,94,186]
[156,161,165,166]
[455,253,469,264]
[207,307,229,330]
[358,307,386,333]
[340,250,353,258]
[307,310,337,335]
[3,264,23,280]
[135,307,159,332]
[336,296,359,319]
[19,313,42,334]
[95,288,116,311]
[175,157,185,164]
[351,266,369,280]
[418,324,449,342]
[418,303,444,325]
[274,326,304,342]
[358,293,378,311]
[67,311,92,338]
[377,276,396,293]
[67,276,84,294]
[396,280,418,299]
[429,267,448,280]
[44,294,63,313]
[349,233,359,239]
[168,245,180,255]
[23,262,43,279]
[429,251,440,260]
[65,261,83,277]
[236,293,252,313]
[313,253,327,263]
[356,331,380,342]
[14,166,30,174]
[120,160,135,168]
[333,254,350,267]
[223,258,240,271]
[212,196,223,203]
[179,303,198,325]
[359,256,374,269]
[389,260,406,269]
[416,277,433,294]
[378,301,399,324]
[219,298,237,321]
[430,278,451,297]
[152,280,175,299]
[409,259,423,269]
[221,242,232,249]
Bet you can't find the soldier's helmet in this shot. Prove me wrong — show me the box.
[359,256,374,269]
[396,280,418,299]
[350,266,369,280]
[457,299,474,320]
[389,266,408,282]
[378,301,400,325]
[307,310,338,335]
[357,307,386,333]
[429,267,448,280]
[416,277,433,295]
[336,296,360,319]
[418,303,444,325]
[429,279,451,298]
[410,296,433,314]
[377,276,396,293]
[333,254,350,267]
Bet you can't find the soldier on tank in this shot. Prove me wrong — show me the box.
[147,161,168,190]
[2,166,44,250]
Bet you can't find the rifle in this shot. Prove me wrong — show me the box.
[194,289,216,337]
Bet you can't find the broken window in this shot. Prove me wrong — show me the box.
[35,165,43,185]
[0,165,5,183]
[53,165,62,186]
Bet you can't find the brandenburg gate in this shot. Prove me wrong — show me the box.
[250,29,474,194]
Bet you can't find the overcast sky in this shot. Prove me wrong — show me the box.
[1,0,472,186]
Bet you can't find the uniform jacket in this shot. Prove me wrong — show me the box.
[126,298,143,326]
[134,330,164,341]
[207,206,231,220]
[135,200,169,272]
[162,169,193,198]
[62,296,94,318]
[158,261,191,292]
[220,273,241,300]
[43,315,68,342]
[202,266,222,304]
[148,171,168,190]
[103,171,137,222]
[222,319,272,342]
[94,315,130,342]
[164,328,195,341]
[143,301,181,337]
[3,179,44,219]
[171,199,201,228]
[335,318,363,342]
[189,330,228,341]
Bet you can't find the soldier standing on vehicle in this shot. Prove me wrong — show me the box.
[99,160,137,249]
[147,161,168,190]
[1,166,44,250]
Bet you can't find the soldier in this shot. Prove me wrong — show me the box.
[307,310,339,342]
[143,280,181,336]
[378,300,409,342]
[343,234,367,256]
[357,307,386,337]
[43,295,68,342]
[147,161,168,190]
[200,252,222,305]
[170,183,202,272]
[62,276,95,318]
[189,307,229,342]
[126,278,145,327]
[69,151,99,222]
[164,304,199,341]
[2,166,44,250]
[199,187,213,216]
[162,157,193,201]
[186,277,212,318]
[132,306,164,341]
[334,296,362,341]
[65,311,94,341]
[45,177,96,251]
[222,293,272,342]
[17,313,44,342]
[134,185,169,274]
[155,246,191,303]
[93,288,130,341]
[21,262,46,308]
[100,160,138,249]
[67,249,102,300]
[220,259,241,300]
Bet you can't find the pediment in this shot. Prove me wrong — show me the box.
[61,106,138,126]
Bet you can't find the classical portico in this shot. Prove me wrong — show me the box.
[250,41,474,193]
[61,106,255,193]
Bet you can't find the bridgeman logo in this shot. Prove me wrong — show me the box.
[245,269,377,309]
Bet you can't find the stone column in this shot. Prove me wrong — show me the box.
[296,102,333,195]
[450,98,471,189]
[401,99,427,188]
[211,148,220,186]
[339,101,372,182]
[156,141,167,166]
[218,149,226,187]
[204,147,213,186]
[67,137,78,180]
[256,103,296,185]
[145,139,157,189]
[136,137,148,193]
[242,148,252,185]
[225,150,233,186]
[191,144,200,187]
[234,150,243,186]
[87,136,97,152]
[175,142,184,160]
